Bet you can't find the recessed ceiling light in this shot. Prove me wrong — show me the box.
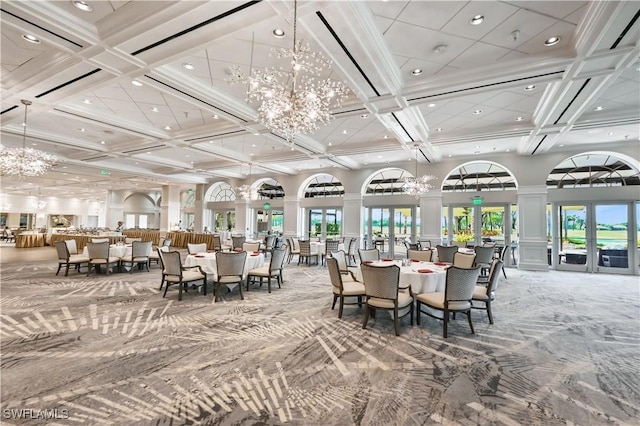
[608,132,615,136]
[470,15,484,25]
[558,144,564,147]
[411,68,423,76]
[212,114,219,119]
[164,125,171,130]
[182,63,195,70]
[473,110,482,115]
[506,149,510,152]
[544,36,561,47]
[361,114,369,119]
[100,140,105,144]
[328,142,332,146]
[427,103,436,108]
[516,116,524,121]
[31,143,37,146]
[79,128,85,132]
[436,128,443,132]
[147,152,152,154]
[524,84,536,91]
[73,1,93,12]
[272,28,285,38]
[22,34,41,44]
[251,144,256,147]
[131,80,143,87]
[342,130,348,134]
[383,135,389,139]
[151,107,159,112]
[448,154,452,157]
[82,99,91,104]
[593,106,604,111]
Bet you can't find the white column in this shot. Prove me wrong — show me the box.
[342,192,363,241]
[107,190,125,229]
[419,189,442,245]
[161,185,181,233]
[517,185,549,271]
[235,199,249,235]
[193,184,206,233]
[283,195,300,238]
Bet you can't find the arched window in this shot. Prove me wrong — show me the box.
[547,153,639,188]
[183,193,196,208]
[365,168,414,195]
[304,174,344,198]
[206,182,237,202]
[257,178,284,199]
[443,162,517,192]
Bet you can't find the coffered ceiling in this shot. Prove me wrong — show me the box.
[1,0,639,199]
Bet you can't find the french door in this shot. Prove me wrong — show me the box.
[365,206,417,258]
[553,202,634,274]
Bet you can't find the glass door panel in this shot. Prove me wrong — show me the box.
[556,205,588,271]
[595,204,631,272]
[271,210,283,234]
[309,209,322,238]
[480,206,504,245]
[452,207,474,246]
[326,208,341,238]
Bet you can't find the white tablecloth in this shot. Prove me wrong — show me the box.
[183,252,265,280]
[356,260,447,295]
[310,242,346,256]
[82,244,132,259]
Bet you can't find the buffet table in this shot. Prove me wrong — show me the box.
[49,234,126,250]
[15,233,46,248]
[166,232,223,250]
[122,230,160,245]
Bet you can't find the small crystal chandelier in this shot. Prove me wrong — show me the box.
[402,144,436,198]
[0,100,56,178]
[228,0,349,143]
[237,163,258,201]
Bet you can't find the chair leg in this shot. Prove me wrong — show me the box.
[338,297,344,319]
[486,301,493,324]
[65,264,71,276]
[502,267,507,279]
[443,310,449,338]
[394,308,400,336]
[332,294,338,310]
[239,280,244,300]
[467,310,475,334]
[178,282,183,301]
[56,263,62,276]
[416,300,421,325]
[362,305,370,329]
[163,282,170,298]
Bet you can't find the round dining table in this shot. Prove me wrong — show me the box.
[355,259,448,295]
[183,251,265,281]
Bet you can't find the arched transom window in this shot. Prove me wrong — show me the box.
[304,175,344,198]
[443,162,516,192]
[547,153,639,188]
[183,192,196,208]
[206,182,237,202]
[257,178,285,199]
[365,168,414,195]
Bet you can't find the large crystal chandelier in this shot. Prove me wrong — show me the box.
[0,100,56,178]
[228,0,348,143]
[237,163,258,201]
[402,144,436,198]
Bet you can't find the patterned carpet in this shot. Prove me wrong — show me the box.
[0,257,639,425]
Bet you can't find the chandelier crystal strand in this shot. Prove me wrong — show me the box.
[402,144,436,198]
[0,100,56,178]
[237,163,258,201]
[228,0,348,143]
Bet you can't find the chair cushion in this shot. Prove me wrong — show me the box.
[64,255,89,264]
[340,281,365,296]
[472,286,495,301]
[248,266,273,277]
[367,291,413,309]
[416,292,470,311]
[218,276,242,284]
[165,271,205,283]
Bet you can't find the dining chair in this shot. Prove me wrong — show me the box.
[55,241,89,276]
[298,240,319,266]
[419,239,432,248]
[498,246,508,278]
[120,241,152,273]
[472,259,504,324]
[86,241,120,276]
[360,263,413,336]
[416,265,481,338]
[124,237,142,244]
[161,251,207,301]
[187,243,207,254]
[329,250,359,282]
[407,249,433,262]
[436,245,457,263]
[453,252,476,268]
[64,239,79,255]
[286,237,300,263]
[347,237,360,266]
[327,257,365,319]
[91,238,109,243]
[212,235,223,251]
[214,251,247,302]
[263,235,276,257]
[242,242,261,252]
[231,236,246,251]
[473,246,495,276]
[247,247,287,293]
[322,240,340,266]
[358,248,380,263]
